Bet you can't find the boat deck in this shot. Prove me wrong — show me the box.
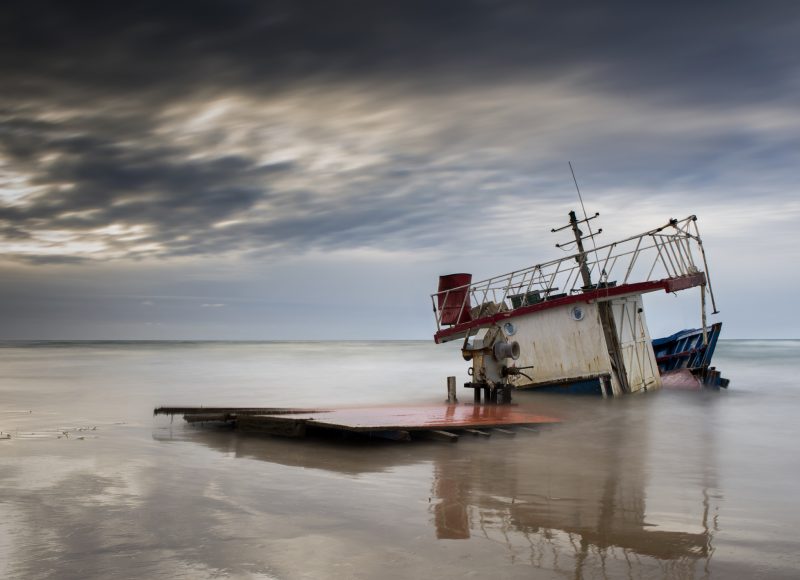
[154,404,561,442]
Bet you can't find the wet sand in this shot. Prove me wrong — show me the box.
[1,340,799,579]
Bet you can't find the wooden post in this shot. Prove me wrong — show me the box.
[598,301,629,394]
[447,376,458,404]
[700,284,708,346]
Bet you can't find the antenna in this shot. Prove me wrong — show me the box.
[552,210,600,288]
[569,162,599,253]
[551,163,603,288]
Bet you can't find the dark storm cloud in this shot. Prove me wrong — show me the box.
[3,1,799,103]
[0,110,298,261]
[1,0,799,264]
[0,101,520,261]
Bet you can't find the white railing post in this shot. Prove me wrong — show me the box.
[431,216,710,332]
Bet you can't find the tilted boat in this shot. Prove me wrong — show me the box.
[431,212,727,401]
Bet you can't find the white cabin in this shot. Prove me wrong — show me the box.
[433,215,714,397]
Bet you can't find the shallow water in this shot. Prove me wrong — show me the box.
[1,340,799,579]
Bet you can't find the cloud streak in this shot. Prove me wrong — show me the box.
[2,80,798,263]
[1,1,799,337]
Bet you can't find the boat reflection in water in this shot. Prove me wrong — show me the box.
[155,395,720,578]
[429,402,719,579]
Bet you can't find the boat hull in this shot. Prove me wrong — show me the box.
[517,323,727,394]
[653,323,728,388]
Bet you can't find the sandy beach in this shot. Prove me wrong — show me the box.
[2,340,799,579]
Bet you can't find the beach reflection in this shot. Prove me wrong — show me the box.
[159,394,721,578]
[6,341,800,579]
[429,402,719,577]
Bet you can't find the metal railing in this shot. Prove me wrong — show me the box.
[431,215,712,331]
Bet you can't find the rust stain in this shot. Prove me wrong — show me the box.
[255,405,560,431]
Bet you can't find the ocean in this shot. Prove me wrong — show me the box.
[1,340,799,579]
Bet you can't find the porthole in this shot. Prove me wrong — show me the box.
[571,306,585,321]
[503,322,517,336]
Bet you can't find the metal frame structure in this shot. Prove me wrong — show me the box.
[431,216,717,337]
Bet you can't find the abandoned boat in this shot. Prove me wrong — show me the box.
[432,212,727,400]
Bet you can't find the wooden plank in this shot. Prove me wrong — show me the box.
[464,428,491,437]
[491,427,516,437]
[422,430,460,442]
[183,413,232,423]
[268,406,559,432]
[161,405,561,440]
[155,407,326,416]
[368,430,411,442]
[236,416,307,438]
[599,301,629,394]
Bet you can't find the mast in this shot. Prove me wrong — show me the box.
[569,210,593,288]
[552,210,602,289]
[554,209,629,393]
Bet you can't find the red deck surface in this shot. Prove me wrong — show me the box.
[255,405,560,432]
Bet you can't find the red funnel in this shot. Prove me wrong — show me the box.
[437,273,473,326]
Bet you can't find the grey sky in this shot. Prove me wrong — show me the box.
[1,1,799,339]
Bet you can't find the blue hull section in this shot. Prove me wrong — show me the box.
[533,378,604,396]
[652,322,722,374]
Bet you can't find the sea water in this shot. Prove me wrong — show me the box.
[1,340,799,579]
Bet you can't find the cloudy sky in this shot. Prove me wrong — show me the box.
[1,0,798,339]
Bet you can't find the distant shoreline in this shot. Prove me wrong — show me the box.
[0,338,797,345]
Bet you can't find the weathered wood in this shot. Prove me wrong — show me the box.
[446,376,458,404]
[183,413,232,423]
[369,430,411,442]
[491,427,516,437]
[274,409,556,432]
[598,301,629,394]
[155,406,324,416]
[464,428,491,437]
[422,430,460,442]
[154,404,560,441]
[237,416,307,438]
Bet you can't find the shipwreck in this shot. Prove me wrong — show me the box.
[432,212,727,402]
